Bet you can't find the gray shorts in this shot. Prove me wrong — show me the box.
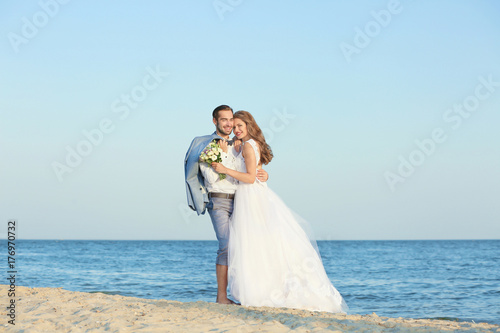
[207,197,234,266]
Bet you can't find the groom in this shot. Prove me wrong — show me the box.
[184,105,268,304]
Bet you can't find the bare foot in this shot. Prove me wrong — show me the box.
[216,297,239,305]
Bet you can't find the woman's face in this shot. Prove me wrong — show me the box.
[233,118,249,141]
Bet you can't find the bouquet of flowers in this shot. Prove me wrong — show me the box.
[199,140,226,180]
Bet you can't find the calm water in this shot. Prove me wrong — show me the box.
[7,240,500,325]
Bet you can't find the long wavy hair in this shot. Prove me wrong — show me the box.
[234,111,273,165]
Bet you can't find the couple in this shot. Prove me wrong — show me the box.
[184,105,348,313]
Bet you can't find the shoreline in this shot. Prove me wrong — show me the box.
[2,285,499,332]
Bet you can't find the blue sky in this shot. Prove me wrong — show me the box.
[1,0,499,240]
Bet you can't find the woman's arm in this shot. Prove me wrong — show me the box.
[212,143,257,184]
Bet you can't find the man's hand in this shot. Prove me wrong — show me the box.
[257,169,269,182]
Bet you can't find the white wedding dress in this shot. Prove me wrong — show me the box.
[227,139,348,313]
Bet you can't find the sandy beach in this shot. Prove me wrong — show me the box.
[1,285,498,332]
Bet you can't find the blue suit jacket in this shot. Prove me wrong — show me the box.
[184,132,223,215]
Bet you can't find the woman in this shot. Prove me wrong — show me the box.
[212,111,348,313]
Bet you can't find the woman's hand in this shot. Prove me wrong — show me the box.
[234,139,242,153]
[219,139,228,153]
[211,162,227,174]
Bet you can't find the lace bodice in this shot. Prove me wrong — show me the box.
[234,139,260,173]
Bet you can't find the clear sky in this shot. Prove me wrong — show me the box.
[1,0,499,240]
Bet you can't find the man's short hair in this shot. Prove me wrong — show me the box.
[212,105,233,120]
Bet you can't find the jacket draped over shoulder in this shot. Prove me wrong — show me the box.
[184,133,221,215]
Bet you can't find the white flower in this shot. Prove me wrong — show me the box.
[211,156,218,161]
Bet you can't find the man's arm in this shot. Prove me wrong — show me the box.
[200,162,221,185]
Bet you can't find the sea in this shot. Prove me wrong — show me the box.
[7,239,500,325]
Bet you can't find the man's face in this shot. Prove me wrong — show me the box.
[213,110,233,137]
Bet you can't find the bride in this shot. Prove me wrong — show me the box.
[211,111,348,313]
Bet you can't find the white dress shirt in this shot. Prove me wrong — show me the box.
[199,146,238,194]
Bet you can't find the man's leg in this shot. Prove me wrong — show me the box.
[207,197,234,304]
[215,264,230,304]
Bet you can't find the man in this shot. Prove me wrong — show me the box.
[184,105,268,304]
